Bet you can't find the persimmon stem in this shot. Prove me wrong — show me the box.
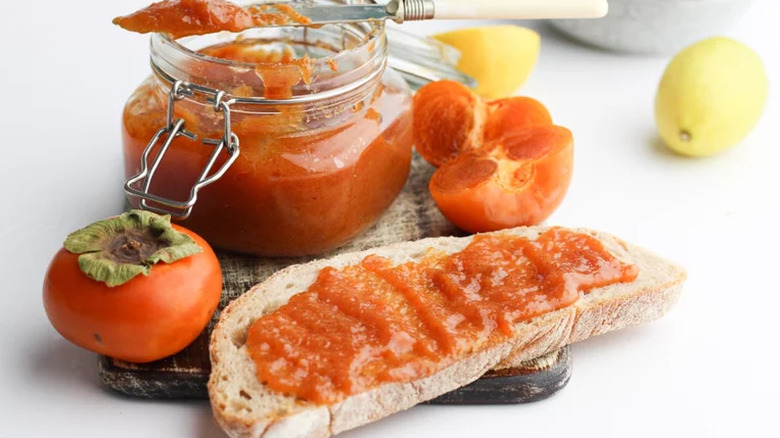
[63,210,202,287]
[106,232,166,265]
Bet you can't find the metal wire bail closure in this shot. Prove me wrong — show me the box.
[124,80,240,220]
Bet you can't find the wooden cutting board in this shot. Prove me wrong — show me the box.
[99,154,573,404]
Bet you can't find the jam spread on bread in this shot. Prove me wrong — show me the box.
[246,228,639,404]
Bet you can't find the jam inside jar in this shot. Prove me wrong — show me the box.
[122,20,413,256]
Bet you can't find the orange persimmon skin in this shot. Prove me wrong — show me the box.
[42,225,222,363]
[430,126,573,233]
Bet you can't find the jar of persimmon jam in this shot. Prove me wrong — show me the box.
[122,20,413,256]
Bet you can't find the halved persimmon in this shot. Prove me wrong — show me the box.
[430,125,573,233]
[413,80,553,167]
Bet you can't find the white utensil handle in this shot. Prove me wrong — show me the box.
[434,0,609,20]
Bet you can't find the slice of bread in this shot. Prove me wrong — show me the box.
[209,226,685,438]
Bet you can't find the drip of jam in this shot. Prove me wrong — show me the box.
[246,228,640,404]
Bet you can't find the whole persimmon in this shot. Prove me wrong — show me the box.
[43,210,222,363]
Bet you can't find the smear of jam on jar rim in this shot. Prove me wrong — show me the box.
[113,0,312,40]
[246,228,640,404]
[198,42,317,99]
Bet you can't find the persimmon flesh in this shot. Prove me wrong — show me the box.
[413,80,552,167]
[483,97,552,142]
[413,80,482,167]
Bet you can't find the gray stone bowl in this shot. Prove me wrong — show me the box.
[550,0,753,54]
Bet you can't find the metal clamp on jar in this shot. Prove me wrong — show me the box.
[125,79,240,220]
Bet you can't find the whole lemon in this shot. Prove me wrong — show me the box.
[655,37,768,157]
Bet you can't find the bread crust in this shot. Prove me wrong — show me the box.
[208,227,685,438]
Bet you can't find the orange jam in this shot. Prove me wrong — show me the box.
[122,17,413,256]
[246,228,640,404]
[113,0,256,39]
[114,0,312,39]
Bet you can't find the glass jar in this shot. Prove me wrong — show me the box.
[122,18,413,256]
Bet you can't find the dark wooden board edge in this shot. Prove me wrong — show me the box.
[99,346,572,404]
[427,346,572,405]
[98,356,209,399]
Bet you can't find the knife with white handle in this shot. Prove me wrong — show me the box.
[262,0,609,26]
[431,0,609,20]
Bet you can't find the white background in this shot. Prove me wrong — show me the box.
[1,1,778,437]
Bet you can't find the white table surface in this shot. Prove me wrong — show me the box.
[1,1,778,437]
